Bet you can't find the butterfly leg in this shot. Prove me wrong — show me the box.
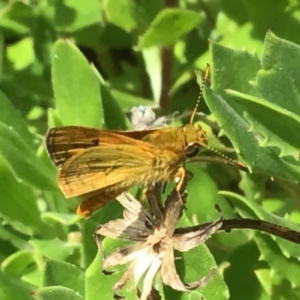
[173,167,194,205]
[175,167,193,192]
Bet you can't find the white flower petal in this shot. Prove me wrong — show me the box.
[133,246,156,285]
[140,255,163,300]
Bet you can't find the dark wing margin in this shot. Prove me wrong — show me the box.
[45,127,105,168]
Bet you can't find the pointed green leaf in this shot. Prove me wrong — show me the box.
[0,90,34,147]
[1,250,34,277]
[226,89,300,158]
[41,212,80,226]
[51,0,102,32]
[32,286,83,300]
[175,246,229,300]
[138,8,203,48]
[220,191,300,258]
[44,259,84,297]
[0,159,51,236]
[0,31,3,80]
[203,87,300,181]
[223,241,270,300]
[85,251,120,300]
[52,40,102,127]
[203,41,300,182]
[0,121,56,190]
[91,66,128,129]
[104,0,137,32]
[255,233,300,287]
[258,31,300,115]
[0,271,34,300]
[30,239,79,266]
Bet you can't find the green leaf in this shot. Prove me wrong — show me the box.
[0,31,3,80]
[2,3,300,300]
[204,87,300,181]
[138,8,203,48]
[142,47,161,103]
[31,14,55,66]
[206,40,260,110]
[7,37,35,70]
[184,165,233,224]
[54,0,102,32]
[111,89,152,111]
[1,69,52,110]
[226,89,300,158]
[51,40,103,127]
[41,212,80,226]
[223,241,270,300]
[0,121,56,191]
[220,32,300,160]
[100,83,129,130]
[0,225,28,250]
[81,201,122,268]
[103,0,138,32]
[1,250,35,277]
[0,1,33,35]
[0,90,34,147]
[220,191,300,258]
[220,0,300,46]
[203,41,300,182]
[46,108,63,128]
[258,31,300,115]
[0,271,34,300]
[43,259,84,297]
[0,159,53,236]
[183,164,248,250]
[215,12,263,52]
[30,239,79,266]
[255,233,300,287]
[32,286,84,300]
[172,247,229,300]
[92,66,128,129]
[85,251,119,300]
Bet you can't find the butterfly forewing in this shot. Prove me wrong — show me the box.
[45,126,159,168]
[58,144,158,198]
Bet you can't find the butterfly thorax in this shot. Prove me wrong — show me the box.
[141,125,206,155]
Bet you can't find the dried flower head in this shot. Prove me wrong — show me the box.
[94,187,223,300]
[127,106,176,130]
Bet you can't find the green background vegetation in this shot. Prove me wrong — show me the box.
[1,0,300,299]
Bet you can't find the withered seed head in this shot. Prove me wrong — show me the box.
[94,184,223,300]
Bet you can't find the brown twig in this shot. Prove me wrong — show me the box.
[175,218,300,244]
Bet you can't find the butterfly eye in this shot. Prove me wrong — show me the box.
[185,143,200,158]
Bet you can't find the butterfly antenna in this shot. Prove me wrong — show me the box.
[201,144,248,172]
[190,64,210,124]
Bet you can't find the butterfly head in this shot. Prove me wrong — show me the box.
[183,124,207,158]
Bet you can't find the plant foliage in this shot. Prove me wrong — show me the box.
[1,1,300,300]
